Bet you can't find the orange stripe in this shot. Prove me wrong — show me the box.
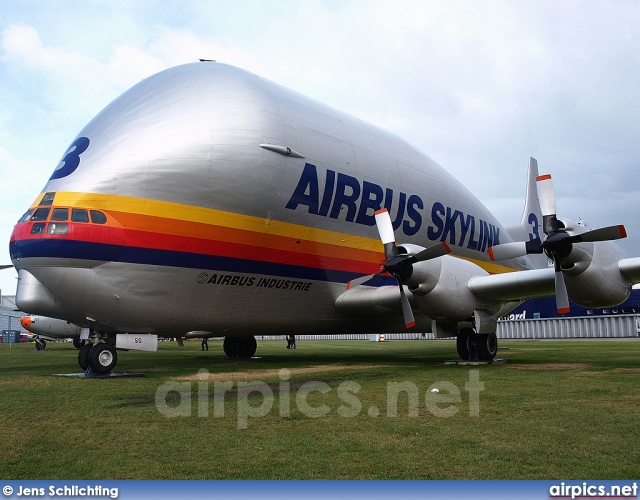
[109,210,383,265]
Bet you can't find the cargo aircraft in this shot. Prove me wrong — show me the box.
[8,62,640,374]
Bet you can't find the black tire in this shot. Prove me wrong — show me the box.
[88,343,118,374]
[35,339,46,351]
[223,337,236,358]
[456,328,473,360]
[223,336,257,358]
[72,338,85,349]
[238,336,257,358]
[476,333,498,360]
[78,344,93,370]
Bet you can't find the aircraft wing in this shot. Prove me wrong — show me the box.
[618,257,640,284]
[468,267,555,302]
[337,265,556,319]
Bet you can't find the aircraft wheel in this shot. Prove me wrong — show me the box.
[223,336,257,358]
[88,343,118,374]
[35,339,46,351]
[476,333,498,360]
[456,328,473,360]
[78,344,93,370]
[223,337,237,358]
[238,336,257,358]
[72,338,85,349]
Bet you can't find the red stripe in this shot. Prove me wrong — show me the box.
[15,222,384,275]
[536,174,552,181]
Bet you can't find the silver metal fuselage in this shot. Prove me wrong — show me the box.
[10,63,522,337]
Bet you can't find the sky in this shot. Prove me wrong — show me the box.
[1,0,639,296]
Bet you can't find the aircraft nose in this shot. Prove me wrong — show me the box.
[21,316,31,330]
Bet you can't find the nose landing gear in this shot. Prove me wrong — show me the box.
[77,334,118,375]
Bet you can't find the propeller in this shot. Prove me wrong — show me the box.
[347,208,451,328]
[488,174,627,314]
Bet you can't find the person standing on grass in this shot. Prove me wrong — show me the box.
[201,337,208,351]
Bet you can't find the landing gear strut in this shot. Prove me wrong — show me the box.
[223,336,257,358]
[456,328,497,361]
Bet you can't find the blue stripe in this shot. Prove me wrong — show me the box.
[10,239,396,286]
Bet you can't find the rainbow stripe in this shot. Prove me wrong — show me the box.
[11,192,515,283]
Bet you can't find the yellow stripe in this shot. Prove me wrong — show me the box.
[32,191,517,274]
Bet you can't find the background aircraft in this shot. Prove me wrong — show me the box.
[9,62,640,374]
[20,315,83,350]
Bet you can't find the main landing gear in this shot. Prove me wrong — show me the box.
[456,328,498,361]
[78,341,118,375]
[223,336,257,358]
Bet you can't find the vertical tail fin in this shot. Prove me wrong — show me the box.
[504,157,548,269]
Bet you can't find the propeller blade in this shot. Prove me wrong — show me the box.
[549,253,571,314]
[0,265,13,270]
[346,272,380,289]
[374,208,395,244]
[407,242,451,264]
[488,242,527,261]
[554,269,570,314]
[567,224,627,244]
[488,238,543,261]
[537,174,564,234]
[398,283,416,328]
[536,174,556,218]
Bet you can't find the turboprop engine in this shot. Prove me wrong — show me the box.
[553,221,631,307]
[489,173,629,312]
[402,248,501,322]
[339,210,501,329]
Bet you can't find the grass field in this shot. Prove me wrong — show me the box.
[0,338,639,479]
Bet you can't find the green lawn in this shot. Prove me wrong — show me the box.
[0,338,639,479]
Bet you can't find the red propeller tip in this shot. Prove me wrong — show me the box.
[536,174,552,181]
[442,242,452,253]
[619,225,627,238]
[406,321,416,329]
[557,307,570,315]
[374,208,388,215]
[488,247,495,261]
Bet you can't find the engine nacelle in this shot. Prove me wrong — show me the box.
[562,240,631,308]
[405,255,501,321]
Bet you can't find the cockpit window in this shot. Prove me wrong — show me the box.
[51,208,69,221]
[71,208,89,223]
[19,210,34,223]
[48,223,68,235]
[31,223,45,234]
[31,208,51,221]
[90,210,107,224]
[39,192,56,206]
